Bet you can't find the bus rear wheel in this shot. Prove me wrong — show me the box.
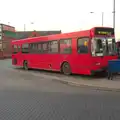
[23,61,28,70]
[62,62,71,75]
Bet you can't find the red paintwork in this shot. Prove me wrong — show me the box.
[12,27,118,75]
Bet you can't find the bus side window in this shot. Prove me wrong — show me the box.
[60,39,72,54]
[42,42,48,53]
[30,43,38,53]
[77,37,89,54]
[18,45,21,52]
[38,43,42,53]
[12,45,18,54]
[50,40,58,53]
[22,44,29,53]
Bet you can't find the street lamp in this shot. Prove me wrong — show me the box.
[23,22,35,31]
[113,0,115,30]
[31,22,35,31]
[90,12,104,26]
[101,12,104,26]
[24,24,26,31]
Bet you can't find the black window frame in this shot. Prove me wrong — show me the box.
[77,37,89,54]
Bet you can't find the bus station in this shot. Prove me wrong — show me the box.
[1,0,120,119]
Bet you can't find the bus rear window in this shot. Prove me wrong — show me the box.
[12,45,18,54]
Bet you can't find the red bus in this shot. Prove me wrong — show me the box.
[12,27,117,75]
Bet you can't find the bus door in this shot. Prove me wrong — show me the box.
[76,37,91,74]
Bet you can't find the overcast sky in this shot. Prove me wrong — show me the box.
[0,0,119,38]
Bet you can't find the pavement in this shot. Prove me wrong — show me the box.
[6,59,120,92]
[3,59,120,91]
[52,74,120,92]
[0,59,120,119]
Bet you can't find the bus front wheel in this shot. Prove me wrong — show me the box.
[61,62,71,75]
[23,61,28,70]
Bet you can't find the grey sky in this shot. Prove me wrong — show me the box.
[0,0,119,38]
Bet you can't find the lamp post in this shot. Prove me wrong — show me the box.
[101,12,104,26]
[24,24,26,31]
[31,22,34,31]
[113,0,115,31]
[90,12,104,26]
[24,22,34,31]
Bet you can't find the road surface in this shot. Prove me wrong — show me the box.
[0,59,120,120]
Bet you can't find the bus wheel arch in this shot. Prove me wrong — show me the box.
[61,61,71,75]
[23,60,29,70]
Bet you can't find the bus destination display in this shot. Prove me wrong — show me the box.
[95,27,114,36]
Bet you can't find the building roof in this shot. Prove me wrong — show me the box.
[0,24,15,28]
[16,30,61,39]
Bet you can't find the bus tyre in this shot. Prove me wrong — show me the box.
[62,62,71,75]
[23,61,28,70]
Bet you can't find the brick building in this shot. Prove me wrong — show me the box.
[0,24,16,58]
[0,23,61,58]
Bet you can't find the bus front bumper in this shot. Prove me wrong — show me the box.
[91,67,108,75]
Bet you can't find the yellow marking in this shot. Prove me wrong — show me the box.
[98,31,111,35]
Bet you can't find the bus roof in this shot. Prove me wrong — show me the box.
[12,27,113,44]
[12,29,90,44]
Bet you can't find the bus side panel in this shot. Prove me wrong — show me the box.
[46,54,61,71]
[22,54,41,69]
[73,54,92,75]
[36,54,52,70]
[28,54,40,68]
[25,54,60,71]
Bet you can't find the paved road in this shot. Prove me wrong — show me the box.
[0,59,120,120]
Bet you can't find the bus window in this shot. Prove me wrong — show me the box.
[50,40,58,53]
[18,45,21,52]
[38,43,42,53]
[30,43,38,53]
[43,42,48,53]
[60,39,72,54]
[12,45,18,54]
[22,44,29,53]
[77,38,89,54]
